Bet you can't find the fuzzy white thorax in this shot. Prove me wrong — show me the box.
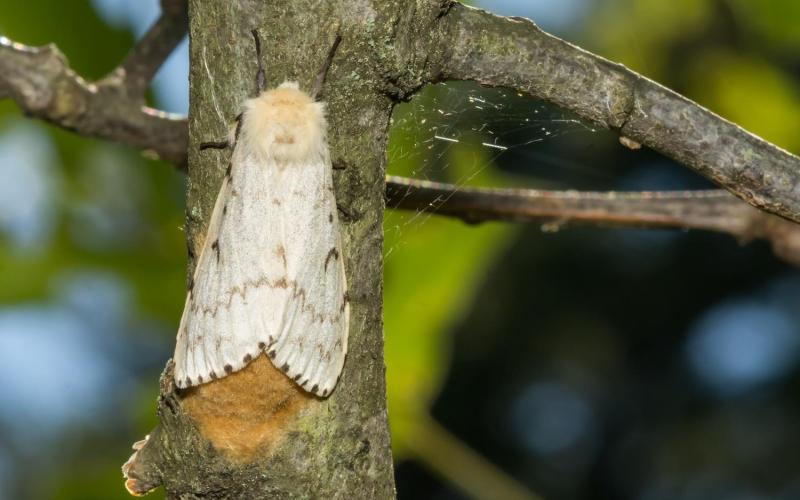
[238,81,327,164]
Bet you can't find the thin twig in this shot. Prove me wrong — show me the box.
[386,176,800,266]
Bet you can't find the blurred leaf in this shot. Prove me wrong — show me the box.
[585,0,711,79]
[0,0,132,79]
[0,4,185,499]
[50,459,165,500]
[384,84,517,457]
[729,0,800,51]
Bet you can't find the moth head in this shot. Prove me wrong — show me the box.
[241,81,327,163]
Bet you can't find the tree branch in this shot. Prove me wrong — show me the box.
[387,176,800,265]
[0,1,187,165]
[2,27,797,267]
[2,1,796,243]
[2,30,797,266]
[119,0,188,96]
[436,3,800,224]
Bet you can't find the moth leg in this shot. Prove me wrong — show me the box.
[251,29,266,95]
[337,203,358,222]
[311,32,342,100]
[199,113,243,151]
[199,140,230,151]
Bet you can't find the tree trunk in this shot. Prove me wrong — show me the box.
[121,0,449,497]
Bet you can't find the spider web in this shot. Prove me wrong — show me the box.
[384,81,600,258]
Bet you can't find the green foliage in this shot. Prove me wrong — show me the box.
[585,0,712,79]
[584,0,800,154]
[729,0,800,51]
[0,0,131,79]
[0,0,798,497]
[0,2,186,498]
[383,84,516,457]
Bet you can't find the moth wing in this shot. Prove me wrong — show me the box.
[173,152,293,388]
[267,158,349,397]
[173,151,348,397]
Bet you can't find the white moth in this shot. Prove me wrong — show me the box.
[173,32,348,398]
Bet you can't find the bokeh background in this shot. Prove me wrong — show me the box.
[1,1,799,499]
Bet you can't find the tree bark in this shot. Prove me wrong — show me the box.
[120,0,463,497]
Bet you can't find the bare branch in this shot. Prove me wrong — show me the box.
[0,3,797,268]
[2,33,796,266]
[436,3,800,223]
[386,176,800,266]
[0,1,188,165]
[119,0,188,96]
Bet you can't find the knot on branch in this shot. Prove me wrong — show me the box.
[122,434,162,496]
[0,40,73,114]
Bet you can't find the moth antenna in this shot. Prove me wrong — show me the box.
[251,29,266,95]
[311,33,342,101]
